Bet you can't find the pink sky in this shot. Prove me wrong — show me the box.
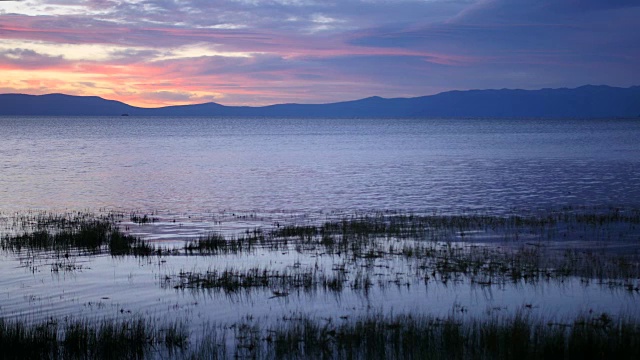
[1,0,639,107]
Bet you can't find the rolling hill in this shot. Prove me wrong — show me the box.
[1,85,639,118]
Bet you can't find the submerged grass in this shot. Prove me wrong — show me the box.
[2,208,640,358]
[183,230,264,255]
[3,207,640,291]
[4,208,640,289]
[264,208,640,284]
[167,266,349,296]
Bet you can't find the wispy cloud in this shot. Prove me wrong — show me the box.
[0,0,638,106]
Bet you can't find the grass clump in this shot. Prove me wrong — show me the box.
[1,309,639,359]
[1,218,155,257]
[261,312,640,360]
[130,213,157,224]
[1,220,112,252]
[108,230,155,256]
[184,231,262,255]
[0,320,58,359]
[0,317,188,360]
[167,265,360,296]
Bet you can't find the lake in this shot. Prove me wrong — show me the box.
[1,117,640,357]
[2,117,640,214]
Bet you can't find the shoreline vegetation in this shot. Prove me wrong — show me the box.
[1,312,639,359]
[3,208,639,286]
[1,207,640,358]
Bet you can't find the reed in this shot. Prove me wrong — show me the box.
[183,231,262,255]
[259,312,640,359]
[4,208,640,287]
[130,213,157,224]
[1,218,156,256]
[0,317,188,360]
[1,311,639,358]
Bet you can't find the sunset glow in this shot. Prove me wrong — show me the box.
[1,0,639,107]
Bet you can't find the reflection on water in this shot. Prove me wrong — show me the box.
[1,210,639,334]
[1,117,639,213]
[1,117,640,346]
[2,236,638,329]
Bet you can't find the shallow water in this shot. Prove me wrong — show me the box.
[1,117,640,344]
[2,233,638,332]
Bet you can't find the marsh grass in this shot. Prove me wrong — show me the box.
[183,230,264,255]
[2,220,113,252]
[130,213,158,224]
[170,222,640,296]
[1,218,155,257]
[108,230,156,256]
[3,312,638,359]
[2,208,640,358]
[4,208,640,288]
[264,210,640,285]
[0,317,188,360]
[259,312,640,360]
[167,266,350,295]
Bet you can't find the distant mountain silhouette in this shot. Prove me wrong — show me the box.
[1,85,639,118]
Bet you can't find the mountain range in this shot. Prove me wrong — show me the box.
[1,85,639,118]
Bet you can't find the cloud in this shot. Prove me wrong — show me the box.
[140,90,217,104]
[0,0,638,106]
[350,0,640,63]
[0,47,66,68]
[549,0,640,12]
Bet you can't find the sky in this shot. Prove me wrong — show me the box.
[0,0,639,107]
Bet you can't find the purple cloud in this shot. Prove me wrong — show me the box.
[0,0,638,105]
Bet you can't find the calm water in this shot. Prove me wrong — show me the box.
[1,117,640,342]
[1,117,640,214]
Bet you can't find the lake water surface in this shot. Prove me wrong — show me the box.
[2,117,640,214]
[1,117,640,352]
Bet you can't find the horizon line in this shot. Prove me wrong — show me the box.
[2,84,637,110]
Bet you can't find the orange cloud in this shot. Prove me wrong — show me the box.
[2,0,636,106]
